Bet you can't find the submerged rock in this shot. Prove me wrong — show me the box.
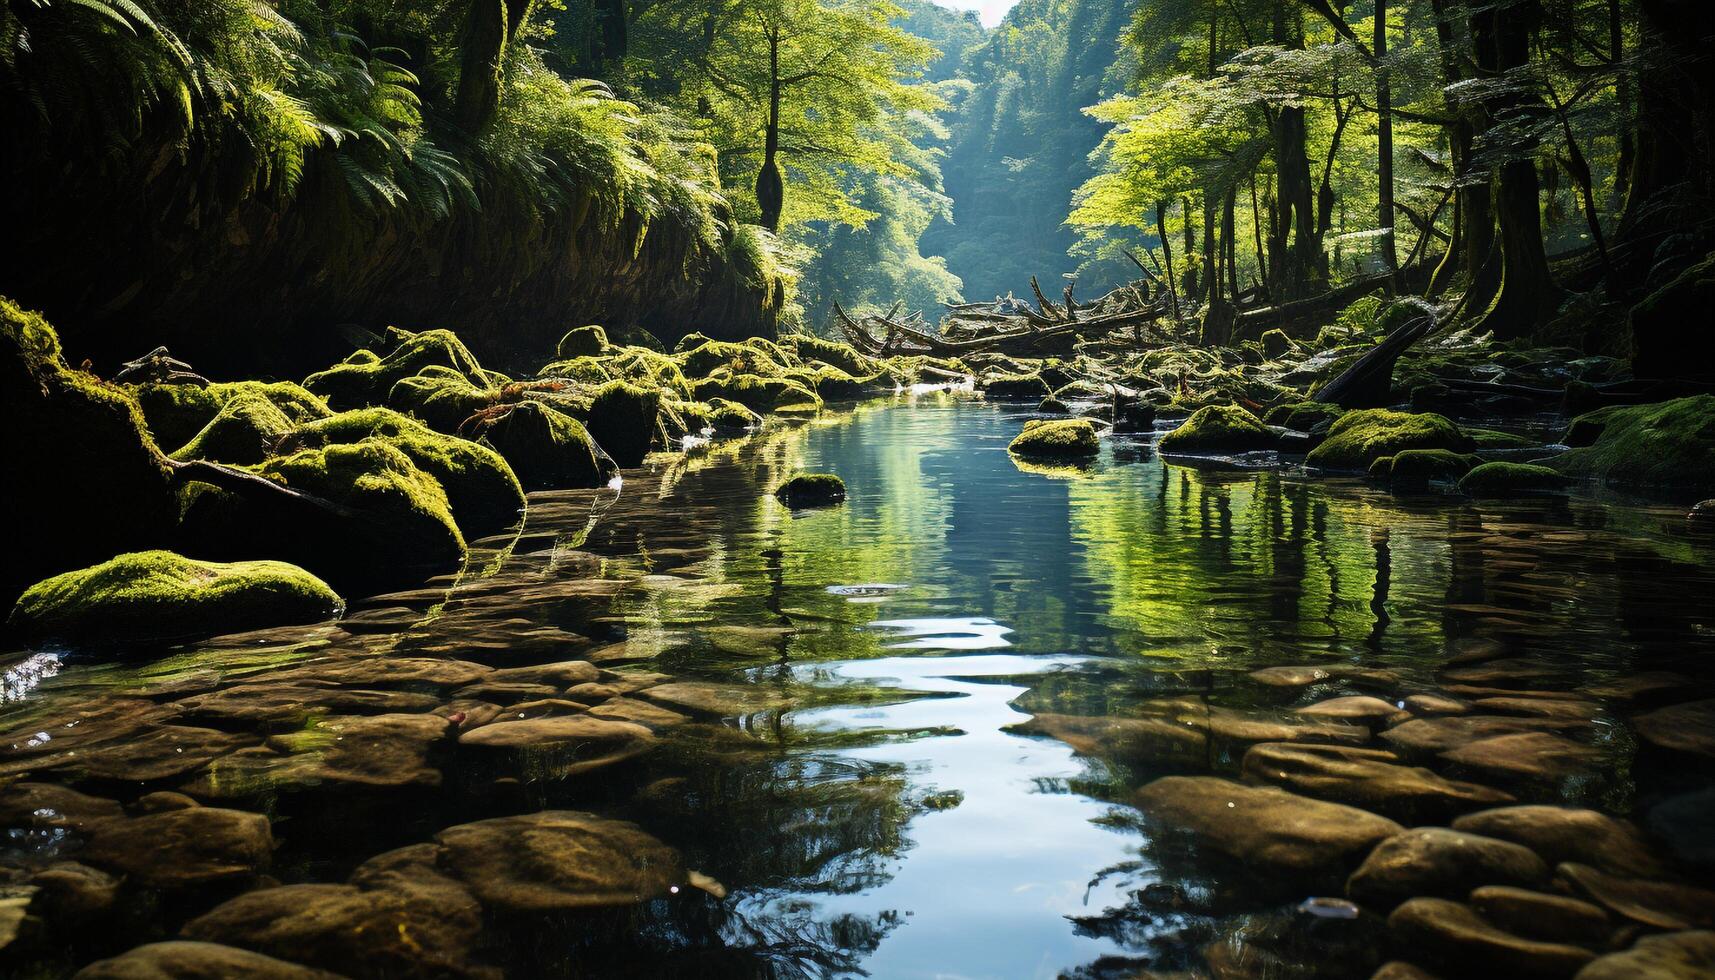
[433,811,687,912]
[774,473,846,506]
[1241,742,1512,823]
[1576,930,1715,979]
[1548,395,1715,488]
[6,550,341,646]
[1381,449,1481,490]
[1439,732,1602,782]
[1133,776,1402,878]
[1008,418,1100,458]
[1633,698,1715,760]
[1347,828,1551,910]
[1306,409,1469,470]
[1468,886,1608,944]
[73,941,342,979]
[1387,898,1595,977]
[1459,462,1571,497]
[983,372,1050,401]
[1555,863,1715,931]
[1451,806,1665,878]
[1157,404,1277,454]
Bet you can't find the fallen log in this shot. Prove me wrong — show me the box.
[1313,313,1433,408]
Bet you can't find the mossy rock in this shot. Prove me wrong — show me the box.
[555,325,609,359]
[170,391,297,465]
[785,334,876,376]
[1305,409,1470,470]
[774,473,846,507]
[1260,329,1296,360]
[1386,449,1481,489]
[1265,401,1345,432]
[130,381,330,456]
[673,331,714,353]
[1,297,175,609]
[305,328,490,409]
[810,365,890,401]
[1465,427,1537,450]
[537,356,613,386]
[1547,395,1715,488]
[1008,419,1100,458]
[290,408,525,536]
[1630,251,1715,381]
[1038,396,1071,415]
[1158,405,1277,454]
[603,347,693,400]
[706,399,762,433]
[387,371,496,434]
[586,381,662,468]
[1460,462,1572,497]
[179,441,466,595]
[680,340,789,380]
[691,374,821,413]
[7,551,342,646]
[984,373,1049,401]
[476,401,612,490]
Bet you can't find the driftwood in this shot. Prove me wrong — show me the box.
[1313,314,1433,408]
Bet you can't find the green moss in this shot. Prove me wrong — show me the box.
[983,372,1049,401]
[785,334,876,376]
[680,339,790,380]
[1367,456,1396,481]
[1,296,175,608]
[476,401,612,490]
[1260,329,1295,360]
[170,390,296,465]
[178,441,466,594]
[291,408,525,535]
[1386,449,1481,489]
[810,365,890,401]
[7,550,342,646]
[774,473,846,506]
[305,328,491,409]
[586,380,662,467]
[131,380,329,450]
[555,325,609,359]
[1465,427,1537,450]
[706,398,762,432]
[691,373,822,413]
[1265,401,1345,431]
[603,347,693,399]
[1547,395,1715,487]
[1305,409,1469,469]
[1158,405,1277,454]
[1460,462,1571,496]
[536,356,613,385]
[386,371,496,434]
[1038,396,1071,415]
[1008,418,1100,458]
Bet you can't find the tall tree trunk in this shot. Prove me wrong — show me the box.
[1375,0,1399,281]
[1429,0,1496,300]
[592,0,627,73]
[1224,185,1240,298]
[1156,200,1181,318]
[1250,177,1270,290]
[455,0,511,134]
[1182,195,1200,299]
[1270,1,1318,300]
[1476,0,1562,339]
[1609,0,1634,194]
[756,29,784,233]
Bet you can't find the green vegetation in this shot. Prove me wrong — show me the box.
[1307,410,1469,470]
[1158,405,1276,454]
[1380,449,1480,490]
[1460,462,1572,497]
[474,401,612,492]
[775,473,848,507]
[1009,418,1100,458]
[7,551,341,645]
[1549,396,1715,488]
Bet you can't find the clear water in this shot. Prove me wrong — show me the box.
[5,395,1714,978]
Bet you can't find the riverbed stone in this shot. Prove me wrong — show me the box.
[1450,807,1665,877]
[1379,716,1565,758]
[73,941,343,979]
[1574,931,1715,979]
[9,725,254,782]
[1347,828,1550,910]
[1016,713,1207,770]
[1439,732,1603,782]
[1555,863,1715,931]
[1295,696,1406,725]
[1241,743,1512,823]
[171,683,442,729]
[1387,898,1596,977]
[587,697,689,730]
[1468,886,1609,944]
[433,811,685,912]
[1403,694,1469,716]
[641,681,793,718]
[1157,404,1277,454]
[78,805,274,888]
[1008,418,1100,457]
[1249,665,1398,688]
[1632,698,1715,760]
[26,862,118,922]
[1134,776,1403,878]
[1306,409,1470,470]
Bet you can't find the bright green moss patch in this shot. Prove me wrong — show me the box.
[1386,449,1481,488]
[132,380,330,451]
[1305,409,1469,469]
[1465,427,1537,450]
[537,356,613,385]
[1265,401,1345,431]
[983,372,1049,401]
[706,398,762,432]
[555,325,609,359]
[1548,395,1715,488]
[292,408,525,536]
[692,373,822,413]
[476,401,611,490]
[681,339,789,380]
[1460,462,1572,496]
[170,391,296,465]
[586,380,662,467]
[305,328,491,409]
[811,366,890,401]
[774,473,846,506]
[387,371,496,434]
[1158,405,1276,454]
[1260,329,1295,360]
[7,550,342,646]
[1008,418,1100,458]
[786,334,878,376]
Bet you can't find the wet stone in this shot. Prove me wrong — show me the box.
[641,681,793,718]
[1575,930,1715,979]
[486,661,602,687]
[171,684,442,729]
[1632,698,1715,760]
[25,862,118,922]
[77,805,274,888]
[1134,776,1403,879]
[451,681,561,705]
[1450,806,1665,877]
[1241,743,1513,823]
[73,941,344,979]
[1439,732,1604,782]
[1379,716,1568,759]
[1402,694,1469,716]
[1470,697,1599,724]
[1387,898,1595,978]
[1249,665,1399,689]
[262,656,492,690]
[1468,886,1608,944]
[1347,828,1550,911]
[1555,862,1715,931]
[587,697,689,730]
[1294,696,1407,725]
[432,810,686,912]
[0,725,254,782]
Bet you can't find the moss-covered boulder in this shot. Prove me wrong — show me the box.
[691,374,821,413]
[555,325,609,359]
[1008,419,1100,458]
[305,329,491,409]
[7,551,342,646]
[475,401,612,490]
[131,380,331,452]
[170,391,296,465]
[1158,405,1277,454]
[680,339,789,380]
[536,356,612,386]
[1265,401,1345,432]
[1,296,175,610]
[785,334,877,376]
[1260,329,1295,360]
[774,473,846,507]
[706,399,762,433]
[1305,409,1470,470]
[810,366,890,402]
[1385,449,1481,489]
[586,381,662,468]
[1038,396,1071,415]
[1460,462,1572,497]
[386,370,496,434]
[1630,251,1715,381]
[179,441,466,594]
[602,347,693,400]
[1547,395,1715,488]
[291,408,525,535]
[1465,427,1538,450]
[984,372,1050,401]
